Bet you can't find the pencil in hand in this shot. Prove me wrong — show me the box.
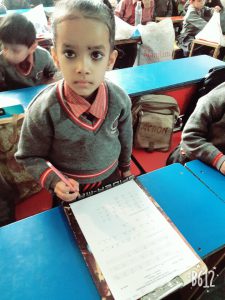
[46,161,78,193]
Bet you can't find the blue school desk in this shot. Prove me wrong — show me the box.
[0,207,99,300]
[0,84,47,112]
[1,164,225,299]
[106,55,225,97]
[138,163,225,259]
[186,160,225,203]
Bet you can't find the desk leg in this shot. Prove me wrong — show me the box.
[189,42,195,57]
[213,46,221,59]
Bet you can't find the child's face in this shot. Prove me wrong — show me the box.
[1,43,31,64]
[191,0,206,10]
[52,14,117,99]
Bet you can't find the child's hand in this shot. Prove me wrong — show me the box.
[54,179,80,202]
[219,161,225,175]
[214,6,221,12]
[121,170,132,178]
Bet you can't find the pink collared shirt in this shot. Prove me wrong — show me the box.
[63,82,106,120]
[115,0,154,26]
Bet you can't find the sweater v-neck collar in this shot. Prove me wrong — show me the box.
[56,80,108,132]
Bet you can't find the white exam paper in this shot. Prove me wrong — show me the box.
[70,180,199,300]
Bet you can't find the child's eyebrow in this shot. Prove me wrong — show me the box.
[62,44,106,51]
[62,43,76,49]
[88,45,106,50]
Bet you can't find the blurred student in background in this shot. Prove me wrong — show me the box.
[178,0,221,56]
[0,13,57,91]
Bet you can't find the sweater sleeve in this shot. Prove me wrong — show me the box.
[186,10,208,30]
[181,86,225,170]
[15,91,61,191]
[118,93,133,172]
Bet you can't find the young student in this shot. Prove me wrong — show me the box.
[16,0,133,203]
[178,0,221,56]
[0,13,57,91]
[167,82,225,175]
[183,0,222,13]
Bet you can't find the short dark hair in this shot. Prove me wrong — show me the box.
[52,0,115,50]
[0,14,36,47]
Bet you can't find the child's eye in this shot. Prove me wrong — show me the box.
[91,51,104,60]
[64,50,75,58]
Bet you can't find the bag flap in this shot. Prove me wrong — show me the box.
[132,94,180,118]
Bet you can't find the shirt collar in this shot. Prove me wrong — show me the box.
[15,53,34,76]
[64,82,107,119]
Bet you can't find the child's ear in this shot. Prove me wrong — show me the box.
[29,41,38,54]
[51,46,60,69]
[107,49,118,71]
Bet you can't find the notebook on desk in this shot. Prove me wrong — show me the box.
[63,178,207,300]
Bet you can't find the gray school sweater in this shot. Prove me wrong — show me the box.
[0,46,57,91]
[15,80,133,190]
[181,82,225,170]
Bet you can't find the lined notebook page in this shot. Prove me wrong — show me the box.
[70,180,200,300]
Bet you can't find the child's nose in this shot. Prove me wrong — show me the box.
[75,57,90,74]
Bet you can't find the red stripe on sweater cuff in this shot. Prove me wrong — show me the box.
[40,168,53,187]
[212,153,223,167]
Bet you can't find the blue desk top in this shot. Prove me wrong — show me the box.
[0,207,99,300]
[0,84,47,112]
[106,55,225,96]
[138,163,225,258]
[1,164,225,298]
[186,160,225,203]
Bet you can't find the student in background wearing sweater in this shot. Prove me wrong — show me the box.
[0,14,57,91]
[16,0,133,202]
[167,82,225,175]
[0,13,58,226]
[178,0,221,56]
